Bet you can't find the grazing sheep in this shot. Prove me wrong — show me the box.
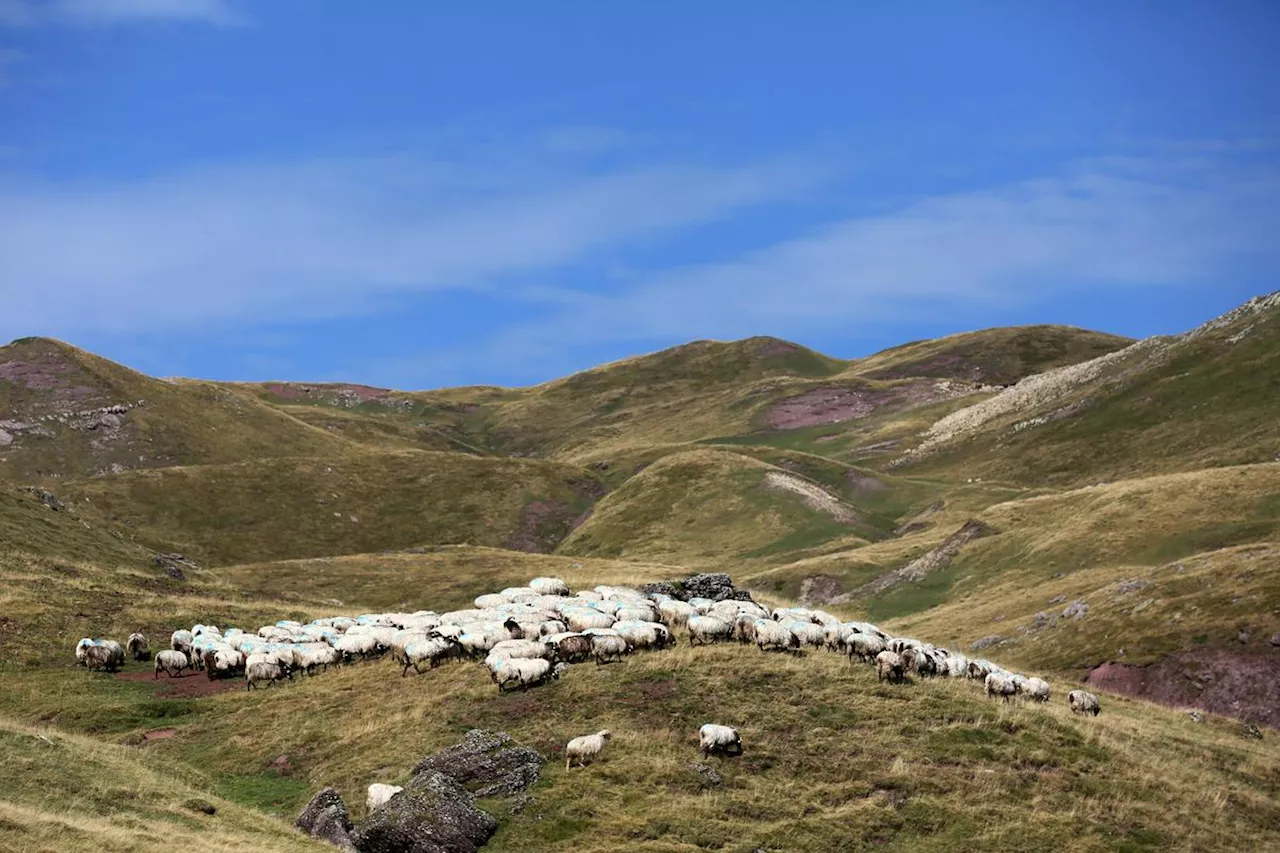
[785,620,826,650]
[489,638,550,661]
[1021,677,1051,703]
[657,599,696,629]
[590,633,629,665]
[402,637,461,676]
[1068,689,1101,716]
[753,618,797,653]
[204,648,244,679]
[566,609,616,632]
[565,730,612,769]
[493,657,559,692]
[126,632,150,661]
[733,614,758,645]
[366,783,403,812]
[529,577,570,596]
[686,616,733,646]
[154,649,189,678]
[170,629,194,656]
[848,632,886,664]
[698,724,742,758]
[245,656,292,690]
[546,632,593,664]
[876,650,906,683]
[985,672,1017,702]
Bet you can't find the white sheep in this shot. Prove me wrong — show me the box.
[590,634,629,665]
[985,672,1017,702]
[698,724,742,757]
[493,657,559,692]
[753,618,797,653]
[529,577,570,596]
[126,632,149,661]
[1021,676,1051,703]
[565,730,612,769]
[657,599,696,629]
[170,629,194,656]
[848,632,886,663]
[876,650,905,683]
[1068,689,1101,716]
[686,616,732,646]
[245,654,292,690]
[366,783,403,812]
[154,649,189,678]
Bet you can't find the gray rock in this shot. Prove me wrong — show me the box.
[1238,629,1252,644]
[1062,601,1089,620]
[1269,632,1280,647]
[639,581,680,599]
[25,487,64,511]
[296,787,356,850]
[689,762,722,788]
[350,771,496,853]
[412,729,543,798]
[1186,710,1205,724]
[970,635,1004,651]
[643,573,754,603]
[1049,595,1066,604]
[0,429,11,447]
[1239,723,1263,740]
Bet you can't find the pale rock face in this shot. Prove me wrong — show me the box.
[0,429,11,446]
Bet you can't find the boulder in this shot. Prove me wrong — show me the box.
[350,771,497,853]
[681,572,740,602]
[412,729,543,798]
[296,786,356,850]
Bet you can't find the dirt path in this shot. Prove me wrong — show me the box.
[117,669,243,698]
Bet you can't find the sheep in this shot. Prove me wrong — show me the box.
[170,629,194,656]
[698,724,742,758]
[985,672,1017,702]
[876,650,906,683]
[1020,676,1051,703]
[785,620,826,650]
[657,599,696,629]
[74,637,95,665]
[565,730,612,769]
[847,632,886,664]
[591,633,629,665]
[402,638,461,676]
[366,783,403,812]
[546,632,593,664]
[529,576,570,596]
[333,632,378,662]
[245,655,292,690]
[204,648,244,679]
[686,616,733,646]
[968,659,998,680]
[126,632,150,661]
[154,649,189,678]
[753,618,798,653]
[1068,689,1101,716]
[493,657,559,692]
[566,609,615,632]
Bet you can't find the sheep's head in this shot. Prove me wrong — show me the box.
[598,730,612,740]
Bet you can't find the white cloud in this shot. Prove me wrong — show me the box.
[0,0,242,27]
[411,152,1280,382]
[0,153,825,338]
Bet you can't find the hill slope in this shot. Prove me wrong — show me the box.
[0,338,349,481]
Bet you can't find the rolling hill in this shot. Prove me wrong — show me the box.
[1,293,1278,852]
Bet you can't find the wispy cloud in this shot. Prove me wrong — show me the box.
[0,0,243,28]
[394,150,1280,384]
[0,151,827,339]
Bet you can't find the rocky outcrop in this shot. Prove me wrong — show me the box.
[296,787,356,851]
[351,771,497,853]
[641,572,754,603]
[412,729,543,798]
[846,519,997,601]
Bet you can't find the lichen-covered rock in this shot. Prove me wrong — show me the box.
[412,729,543,798]
[350,771,496,853]
[296,786,356,850]
[681,572,740,602]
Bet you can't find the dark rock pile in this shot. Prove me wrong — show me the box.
[640,572,755,603]
[298,730,543,853]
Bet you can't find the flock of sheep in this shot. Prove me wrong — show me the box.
[74,575,1102,795]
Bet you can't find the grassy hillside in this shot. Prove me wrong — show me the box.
[558,448,891,569]
[903,293,1280,486]
[848,325,1132,385]
[55,449,605,566]
[0,338,350,482]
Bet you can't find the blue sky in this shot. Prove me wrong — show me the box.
[1,1,1277,388]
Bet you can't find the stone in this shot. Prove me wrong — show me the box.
[1049,594,1066,604]
[680,572,740,602]
[970,635,1004,651]
[638,581,679,599]
[296,787,356,850]
[1186,710,1205,724]
[350,770,497,853]
[1237,629,1252,644]
[1269,632,1280,647]
[1062,601,1089,620]
[689,762,722,788]
[0,429,11,447]
[25,487,64,511]
[412,729,543,798]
